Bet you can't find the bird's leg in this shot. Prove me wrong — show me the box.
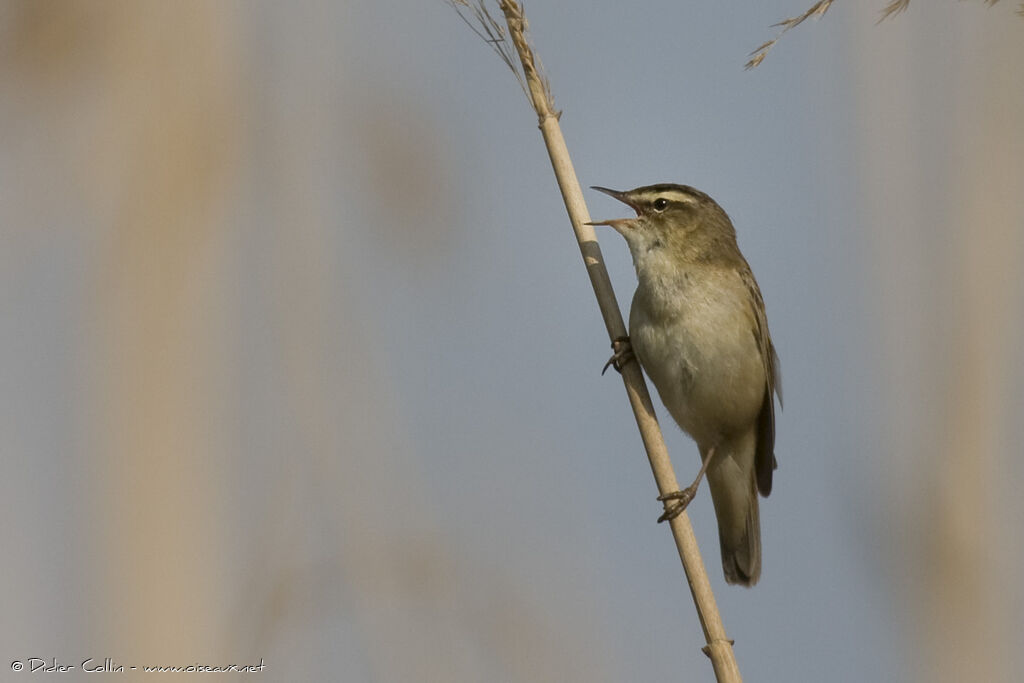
[657,446,716,523]
[602,336,635,375]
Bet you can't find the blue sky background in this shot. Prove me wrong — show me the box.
[2,2,1022,681]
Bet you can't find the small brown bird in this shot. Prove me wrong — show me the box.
[591,184,781,586]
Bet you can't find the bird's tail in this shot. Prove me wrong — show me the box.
[707,448,761,587]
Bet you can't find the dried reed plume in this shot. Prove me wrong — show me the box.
[747,0,1022,69]
[448,2,743,682]
[445,0,554,112]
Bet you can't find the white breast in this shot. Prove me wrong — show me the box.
[629,268,765,447]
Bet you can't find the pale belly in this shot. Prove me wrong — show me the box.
[630,286,765,448]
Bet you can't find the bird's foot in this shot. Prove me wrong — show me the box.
[602,336,634,375]
[656,486,697,523]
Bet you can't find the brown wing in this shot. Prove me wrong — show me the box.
[738,265,781,497]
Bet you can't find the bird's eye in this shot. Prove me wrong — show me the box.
[652,198,669,212]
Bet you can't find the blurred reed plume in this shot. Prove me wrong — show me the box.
[747,0,1022,68]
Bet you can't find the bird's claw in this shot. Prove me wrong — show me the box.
[602,336,634,375]
[656,486,697,523]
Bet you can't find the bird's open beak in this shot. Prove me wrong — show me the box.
[587,186,640,231]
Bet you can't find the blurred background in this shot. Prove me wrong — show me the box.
[2,1,1022,681]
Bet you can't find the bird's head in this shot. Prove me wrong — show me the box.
[589,183,738,264]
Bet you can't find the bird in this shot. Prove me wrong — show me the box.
[590,183,781,586]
